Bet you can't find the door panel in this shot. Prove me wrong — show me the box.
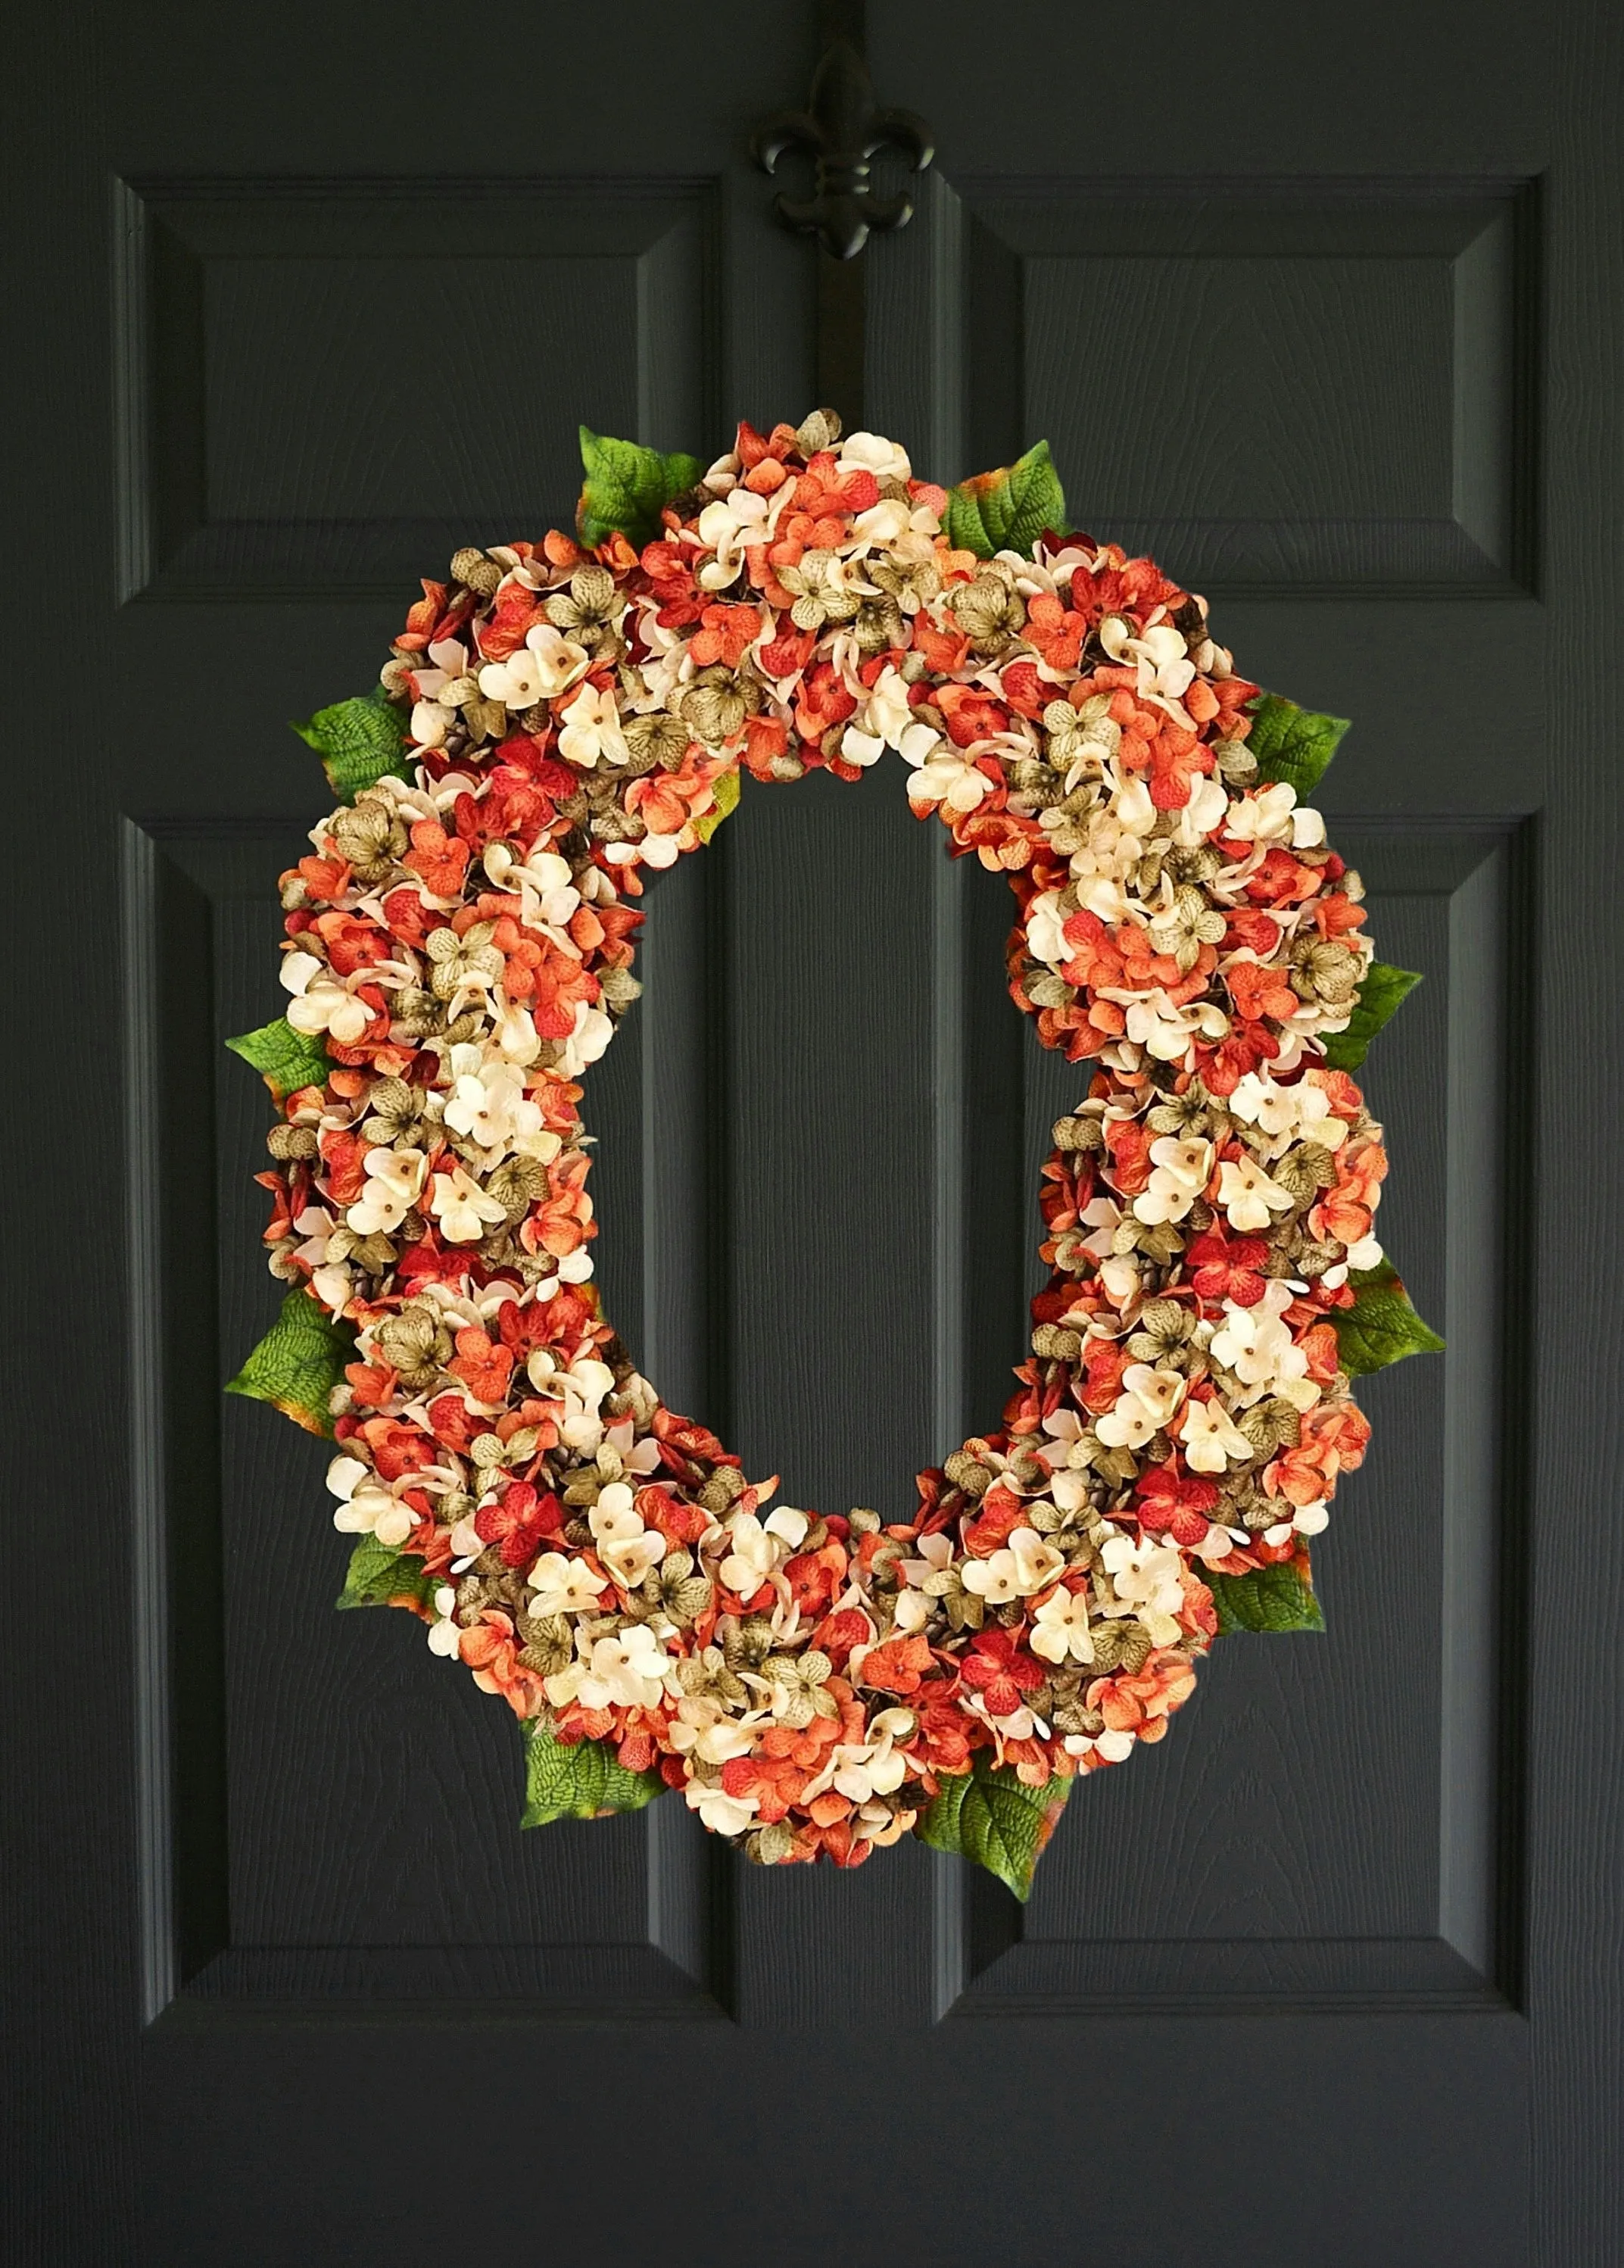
[992,822,1523,2008]
[114,182,722,601]
[950,182,1534,595]
[11,1,1623,2261]
[127,821,723,2020]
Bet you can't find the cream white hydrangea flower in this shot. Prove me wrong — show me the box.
[1096,1363,1187,1450]
[1229,1070,1350,1159]
[590,1483,666,1587]
[1217,1152,1296,1233]
[1209,1281,1321,1412]
[476,622,591,708]
[547,1625,671,1712]
[1024,888,1069,968]
[961,1527,1065,1605]
[1099,1533,1186,1645]
[347,1146,428,1237]
[905,741,991,813]
[1133,1135,1214,1225]
[694,488,772,590]
[326,1455,415,1548]
[556,999,614,1078]
[1262,1500,1331,1549]
[1179,1395,1255,1473]
[557,680,628,768]
[1222,781,1326,850]
[527,1552,609,1618]
[1030,1586,1096,1665]
[685,1783,759,1836]
[429,1162,507,1243]
[1099,614,1196,705]
[482,844,581,931]
[280,951,374,1045]
[426,1583,463,1658]
[837,429,912,483]
[442,1049,547,1157]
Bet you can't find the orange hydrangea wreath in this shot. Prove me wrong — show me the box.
[227,413,1442,1897]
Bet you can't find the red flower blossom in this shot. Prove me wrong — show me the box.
[859,1633,933,1696]
[458,1611,543,1717]
[474,1482,563,1568]
[1227,955,1299,1025]
[937,683,1009,748]
[447,1327,514,1403]
[476,582,543,661]
[959,1626,1044,1719]
[1135,1461,1222,1547]
[963,1488,1027,1557]
[1087,1651,1198,1742]
[690,603,762,669]
[1186,1227,1269,1307]
[357,1416,436,1482]
[1024,594,1088,672]
[792,660,856,749]
[404,819,469,897]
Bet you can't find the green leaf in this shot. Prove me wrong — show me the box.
[336,1534,436,1612]
[1320,962,1423,1073]
[1332,1259,1445,1377]
[225,1286,355,1437]
[291,689,409,803]
[1206,1558,1325,1635]
[943,439,1067,560]
[226,1014,332,1104]
[916,1750,1071,1902]
[519,1717,665,1827]
[575,427,704,551]
[691,764,740,845]
[1245,691,1350,800]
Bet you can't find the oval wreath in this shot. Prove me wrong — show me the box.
[227,412,1442,1897]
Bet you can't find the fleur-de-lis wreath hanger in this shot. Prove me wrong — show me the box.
[751,33,935,260]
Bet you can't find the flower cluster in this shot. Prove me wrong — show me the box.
[243,411,1404,1878]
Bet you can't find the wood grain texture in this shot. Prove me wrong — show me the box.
[715,769,944,2020]
[127,827,721,2016]
[935,825,1523,2010]
[722,767,939,1516]
[115,185,718,600]
[1530,3,1624,2258]
[874,179,1537,595]
[133,2015,1529,2268]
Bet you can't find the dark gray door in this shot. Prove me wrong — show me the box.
[9,2,1620,2261]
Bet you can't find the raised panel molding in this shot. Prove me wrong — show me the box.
[873,177,1538,598]
[111,179,721,603]
[934,818,1531,2018]
[121,820,729,2025]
